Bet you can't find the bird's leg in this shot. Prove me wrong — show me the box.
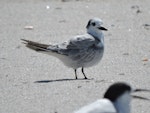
[74,69,78,79]
[81,67,87,79]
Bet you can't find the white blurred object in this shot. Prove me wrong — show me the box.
[46,5,50,9]
[24,26,34,30]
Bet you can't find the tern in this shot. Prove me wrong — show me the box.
[21,18,107,79]
[74,82,150,113]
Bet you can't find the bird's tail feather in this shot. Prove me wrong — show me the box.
[21,39,50,52]
[21,39,67,59]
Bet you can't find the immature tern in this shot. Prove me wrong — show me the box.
[21,18,107,79]
[74,82,150,113]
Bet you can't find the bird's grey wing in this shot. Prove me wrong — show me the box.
[21,34,97,56]
[67,34,97,49]
[74,99,117,113]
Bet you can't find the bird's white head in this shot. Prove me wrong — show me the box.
[86,18,107,36]
[104,82,150,113]
[86,18,107,43]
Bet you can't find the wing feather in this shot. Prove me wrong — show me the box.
[67,34,97,49]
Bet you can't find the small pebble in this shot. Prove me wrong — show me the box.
[143,24,150,30]
[55,7,62,10]
[118,73,125,75]
[142,58,149,61]
[143,24,150,26]
[111,24,115,27]
[59,20,66,23]
[123,53,129,55]
[128,29,131,31]
[131,5,139,9]
[24,26,34,30]
[78,86,82,88]
[16,45,21,49]
[136,9,142,14]
[46,5,50,9]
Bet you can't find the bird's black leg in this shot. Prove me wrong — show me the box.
[74,69,78,79]
[81,67,87,79]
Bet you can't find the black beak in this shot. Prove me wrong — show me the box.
[132,88,150,101]
[98,26,108,31]
[132,95,150,100]
[134,89,150,92]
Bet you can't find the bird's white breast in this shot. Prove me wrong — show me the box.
[74,99,116,113]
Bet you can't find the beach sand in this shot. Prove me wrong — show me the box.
[0,0,150,113]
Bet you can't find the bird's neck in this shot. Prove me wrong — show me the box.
[87,29,104,44]
[113,94,131,113]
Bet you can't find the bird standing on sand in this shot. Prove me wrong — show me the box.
[74,82,150,113]
[22,18,107,79]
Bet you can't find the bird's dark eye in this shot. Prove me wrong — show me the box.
[92,22,96,26]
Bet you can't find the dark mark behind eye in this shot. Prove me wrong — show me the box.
[86,19,92,28]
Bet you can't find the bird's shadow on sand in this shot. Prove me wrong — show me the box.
[34,78,94,83]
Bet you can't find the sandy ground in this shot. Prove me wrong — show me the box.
[0,0,150,113]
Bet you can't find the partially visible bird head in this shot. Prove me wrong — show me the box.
[86,18,107,32]
[104,82,150,103]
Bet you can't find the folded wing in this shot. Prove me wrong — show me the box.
[67,34,98,49]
